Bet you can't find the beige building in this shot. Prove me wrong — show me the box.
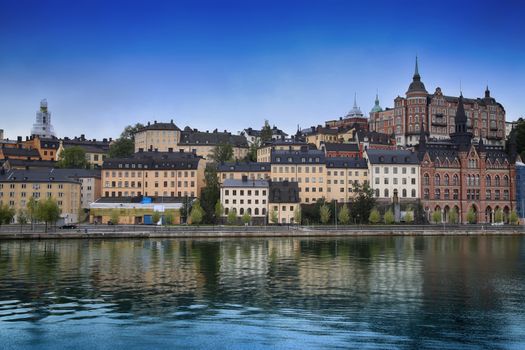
[365,149,420,201]
[217,162,271,184]
[257,140,310,162]
[325,158,368,203]
[65,169,102,209]
[135,121,249,161]
[268,181,300,224]
[0,168,81,224]
[220,178,268,224]
[102,151,205,199]
[57,135,111,168]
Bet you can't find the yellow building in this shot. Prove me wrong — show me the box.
[268,181,300,224]
[217,162,271,184]
[57,135,111,168]
[325,158,368,203]
[0,168,81,224]
[101,151,205,199]
[257,140,311,162]
[134,121,181,153]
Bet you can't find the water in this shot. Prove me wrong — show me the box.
[1,236,524,349]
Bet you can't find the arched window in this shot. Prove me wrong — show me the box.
[240,208,244,215]
[424,173,430,185]
[504,175,509,187]
[453,174,459,186]
[434,174,441,186]
[402,189,407,198]
[384,189,389,197]
[255,208,259,215]
[476,175,480,186]
[375,189,380,197]
[444,174,450,186]
[424,188,429,199]
[486,175,491,187]
[247,208,252,215]
[411,189,416,197]
[495,175,500,187]
[225,208,229,215]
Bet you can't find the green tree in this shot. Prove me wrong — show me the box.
[404,211,414,224]
[0,204,15,226]
[36,197,60,232]
[448,208,458,224]
[241,212,251,225]
[211,143,234,163]
[227,210,237,225]
[369,208,381,224]
[293,206,302,225]
[270,209,278,224]
[494,208,504,223]
[200,165,220,223]
[338,204,350,225]
[17,208,28,224]
[27,197,38,230]
[260,120,273,143]
[190,200,204,225]
[58,146,89,169]
[214,201,223,222]
[165,211,175,225]
[384,209,395,224]
[110,210,120,225]
[352,183,376,224]
[120,123,144,141]
[152,211,162,225]
[108,138,134,158]
[246,140,259,162]
[467,207,477,224]
[509,210,519,225]
[431,210,442,224]
[320,204,331,224]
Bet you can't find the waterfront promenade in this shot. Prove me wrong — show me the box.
[0,224,523,240]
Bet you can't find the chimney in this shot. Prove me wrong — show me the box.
[154,120,157,124]
[0,129,3,140]
[147,121,151,126]
[170,119,173,124]
[17,136,22,143]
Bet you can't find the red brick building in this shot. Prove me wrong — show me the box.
[418,94,516,224]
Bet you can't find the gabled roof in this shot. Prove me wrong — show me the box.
[366,149,419,165]
[180,130,248,147]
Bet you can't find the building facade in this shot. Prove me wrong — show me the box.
[268,181,300,224]
[220,178,268,224]
[217,162,271,184]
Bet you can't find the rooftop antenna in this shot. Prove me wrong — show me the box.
[460,79,462,95]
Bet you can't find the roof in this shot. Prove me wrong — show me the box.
[2,159,57,169]
[217,162,271,172]
[1,147,40,158]
[0,168,81,184]
[180,130,248,147]
[356,130,392,145]
[103,151,202,170]
[261,139,310,147]
[323,143,359,152]
[137,121,181,132]
[269,181,300,203]
[222,179,269,188]
[55,168,101,178]
[271,149,325,164]
[366,149,419,165]
[325,157,368,168]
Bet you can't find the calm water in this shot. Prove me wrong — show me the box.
[1,236,525,350]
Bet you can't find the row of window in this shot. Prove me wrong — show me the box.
[104,180,195,188]
[104,170,196,178]
[375,177,416,185]
[273,166,324,173]
[423,174,510,187]
[224,207,266,216]
[224,189,267,196]
[0,191,66,198]
[105,191,195,197]
[374,167,417,175]
[374,189,417,198]
[422,188,510,201]
[224,198,267,205]
[0,183,64,189]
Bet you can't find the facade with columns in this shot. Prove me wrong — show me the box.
[372,58,506,148]
[418,94,517,224]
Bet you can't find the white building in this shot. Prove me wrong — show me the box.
[220,177,269,223]
[365,149,420,201]
[31,99,56,138]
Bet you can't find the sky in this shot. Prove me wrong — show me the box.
[0,0,524,140]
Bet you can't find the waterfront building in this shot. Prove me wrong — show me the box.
[0,168,81,224]
[268,181,300,224]
[220,177,269,224]
[217,161,271,184]
[65,169,101,209]
[256,139,311,163]
[240,126,288,146]
[31,99,56,138]
[388,58,506,147]
[134,121,249,161]
[325,158,368,203]
[417,94,516,223]
[101,150,205,199]
[365,149,420,202]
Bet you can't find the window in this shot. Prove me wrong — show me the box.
[384,189,389,197]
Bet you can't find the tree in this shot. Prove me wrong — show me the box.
[165,211,175,225]
[384,209,395,225]
[338,204,350,225]
[352,183,376,224]
[404,211,414,224]
[509,210,519,225]
[189,200,204,225]
[467,208,477,224]
[448,208,458,224]
[35,198,60,232]
[201,165,220,223]
[0,204,15,226]
[152,211,162,225]
[17,208,28,225]
[431,210,442,224]
[293,206,302,225]
[270,209,278,224]
[227,210,237,225]
[27,197,38,230]
[494,208,504,223]
[58,146,89,169]
[246,140,259,162]
[241,212,251,225]
[110,210,120,225]
[260,120,273,143]
[214,201,223,222]
[369,208,381,224]
[210,143,233,163]
[320,204,331,224]
[108,138,134,158]
[120,123,144,141]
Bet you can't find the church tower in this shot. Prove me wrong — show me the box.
[31,99,56,138]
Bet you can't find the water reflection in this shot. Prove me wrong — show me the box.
[0,236,524,349]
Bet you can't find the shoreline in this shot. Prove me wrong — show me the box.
[1,226,524,240]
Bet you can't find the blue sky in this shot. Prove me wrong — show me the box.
[0,0,524,140]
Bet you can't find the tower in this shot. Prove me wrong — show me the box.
[450,94,473,150]
[31,99,56,138]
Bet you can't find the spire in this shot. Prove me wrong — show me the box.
[407,56,427,94]
[414,56,420,78]
[451,93,473,149]
[370,90,383,113]
[353,92,358,109]
[478,136,486,153]
[485,85,491,98]
[347,93,363,117]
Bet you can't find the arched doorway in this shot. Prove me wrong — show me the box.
[453,205,460,224]
[469,204,478,224]
[485,206,493,223]
[504,206,510,224]
[444,205,450,223]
